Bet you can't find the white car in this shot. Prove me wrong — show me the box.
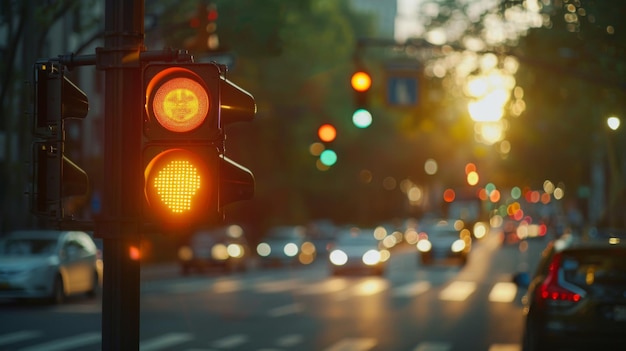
[328,227,390,276]
[0,230,101,304]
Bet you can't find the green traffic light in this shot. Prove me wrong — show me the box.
[352,108,372,128]
[320,149,337,166]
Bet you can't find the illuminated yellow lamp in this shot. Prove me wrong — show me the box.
[351,71,372,92]
[145,149,210,217]
[153,159,201,213]
[467,171,479,186]
[152,75,209,133]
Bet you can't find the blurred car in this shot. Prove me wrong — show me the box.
[514,233,626,350]
[305,219,337,257]
[0,230,101,304]
[416,219,472,266]
[256,225,316,266]
[328,227,390,276]
[178,225,251,275]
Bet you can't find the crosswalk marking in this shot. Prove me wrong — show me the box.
[393,281,431,297]
[0,331,42,346]
[488,344,520,351]
[210,333,248,348]
[140,333,193,351]
[212,278,243,293]
[323,337,377,351]
[439,281,476,301]
[413,342,451,351]
[488,282,518,303]
[267,303,303,317]
[18,332,100,351]
[254,278,299,293]
[298,277,348,295]
[275,333,304,347]
[0,330,521,351]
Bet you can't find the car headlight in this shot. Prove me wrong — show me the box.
[329,250,348,266]
[256,242,271,257]
[227,243,244,258]
[451,239,466,253]
[473,222,488,239]
[362,249,381,266]
[283,243,299,257]
[417,240,432,252]
[211,244,229,260]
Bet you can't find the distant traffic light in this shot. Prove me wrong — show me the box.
[142,62,255,228]
[185,2,220,52]
[30,61,90,220]
[350,70,372,128]
[317,124,336,143]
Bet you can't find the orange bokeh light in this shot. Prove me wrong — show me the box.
[318,124,337,142]
[351,71,372,92]
[443,188,456,202]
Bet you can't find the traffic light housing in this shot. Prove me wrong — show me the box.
[142,62,255,229]
[31,62,90,220]
[350,70,373,128]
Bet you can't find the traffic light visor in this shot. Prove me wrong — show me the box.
[144,148,213,218]
[146,67,210,133]
[351,71,371,92]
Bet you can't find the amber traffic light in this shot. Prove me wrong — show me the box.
[351,71,372,92]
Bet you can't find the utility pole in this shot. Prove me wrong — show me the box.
[96,0,144,349]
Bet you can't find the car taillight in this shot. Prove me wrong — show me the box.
[538,253,583,305]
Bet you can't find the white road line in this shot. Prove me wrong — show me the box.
[488,282,518,303]
[0,331,42,346]
[413,342,452,351]
[210,334,248,348]
[18,332,100,351]
[439,281,476,301]
[393,281,431,297]
[351,279,389,296]
[140,332,193,351]
[267,303,303,317]
[323,337,377,351]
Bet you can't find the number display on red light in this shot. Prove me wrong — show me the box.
[152,76,209,133]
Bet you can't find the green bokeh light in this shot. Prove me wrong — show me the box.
[352,109,372,128]
[320,149,337,166]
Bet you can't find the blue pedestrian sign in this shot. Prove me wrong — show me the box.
[387,76,419,107]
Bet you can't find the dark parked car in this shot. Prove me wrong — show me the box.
[514,232,626,351]
[178,225,251,275]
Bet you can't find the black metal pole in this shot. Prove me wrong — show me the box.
[96,0,144,350]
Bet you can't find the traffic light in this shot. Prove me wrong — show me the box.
[350,70,372,128]
[31,61,90,220]
[142,62,255,228]
[185,2,220,52]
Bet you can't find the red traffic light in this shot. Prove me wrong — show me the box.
[143,64,220,140]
